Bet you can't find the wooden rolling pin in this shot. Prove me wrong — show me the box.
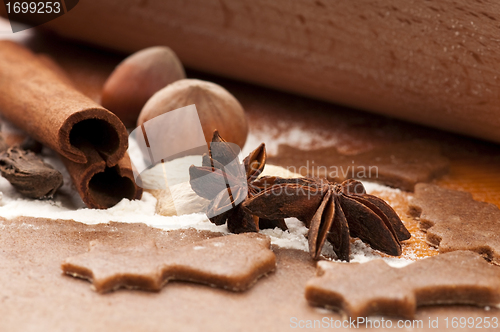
[2,0,500,143]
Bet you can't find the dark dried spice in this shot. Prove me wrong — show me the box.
[189,130,286,233]
[189,133,410,261]
[243,178,410,261]
[0,146,63,198]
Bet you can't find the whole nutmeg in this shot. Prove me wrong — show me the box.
[137,79,248,149]
[102,46,186,128]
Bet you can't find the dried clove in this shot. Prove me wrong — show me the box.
[0,146,63,198]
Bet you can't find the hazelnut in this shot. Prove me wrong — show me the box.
[102,46,186,128]
[137,79,248,149]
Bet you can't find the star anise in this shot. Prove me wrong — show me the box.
[242,177,411,261]
[189,131,287,233]
[190,134,410,261]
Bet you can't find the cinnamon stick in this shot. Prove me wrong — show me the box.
[0,40,126,165]
[0,41,142,208]
[62,147,141,209]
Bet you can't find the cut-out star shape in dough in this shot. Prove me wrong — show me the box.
[62,233,276,293]
[409,183,500,263]
[306,251,500,319]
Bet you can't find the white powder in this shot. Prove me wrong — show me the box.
[362,181,401,195]
[260,164,304,179]
[349,239,414,268]
[0,148,222,233]
[242,125,338,156]
[260,218,309,251]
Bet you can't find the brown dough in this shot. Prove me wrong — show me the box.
[409,183,500,264]
[306,251,500,319]
[0,216,497,330]
[268,140,449,191]
[62,233,276,293]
